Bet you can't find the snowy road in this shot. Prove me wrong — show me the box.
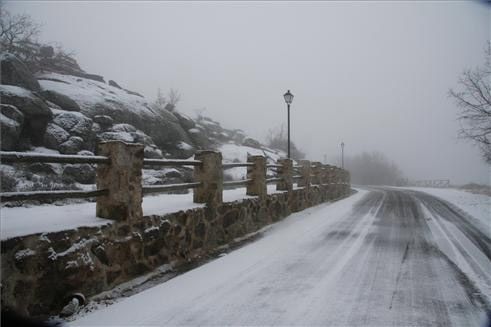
[73,188,490,326]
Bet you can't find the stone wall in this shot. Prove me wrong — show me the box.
[1,183,350,317]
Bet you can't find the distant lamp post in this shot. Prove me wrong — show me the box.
[341,142,345,168]
[283,90,294,158]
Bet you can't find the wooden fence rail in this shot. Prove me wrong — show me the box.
[0,141,351,221]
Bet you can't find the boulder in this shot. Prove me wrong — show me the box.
[93,115,113,128]
[28,163,57,175]
[132,130,153,145]
[41,90,80,112]
[44,123,70,150]
[37,74,193,152]
[59,136,84,154]
[62,164,95,184]
[0,104,24,150]
[174,112,195,130]
[188,128,211,149]
[108,80,122,89]
[144,146,163,159]
[242,137,262,149]
[98,131,134,143]
[52,111,93,141]
[78,73,104,83]
[0,53,40,92]
[110,123,137,133]
[0,85,52,145]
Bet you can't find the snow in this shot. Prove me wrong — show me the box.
[72,190,367,326]
[403,187,490,237]
[0,84,35,98]
[420,204,491,305]
[0,114,18,128]
[37,72,156,117]
[71,188,488,326]
[219,143,286,180]
[177,141,193,151]
[1,202,112,240]
[14,248,36,260]
[0,187,283,240]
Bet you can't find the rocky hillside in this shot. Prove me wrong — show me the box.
[0,52,285,197]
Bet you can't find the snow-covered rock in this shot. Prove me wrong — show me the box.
[98,131,134,143]
[0,104,24,150]
[52,110,93,141]
[0,53,40,92]
[44,122,70,150]
[37,72,192,153]
[144,146,163,159]
[59,136,85,154]
[63,164,95,184]
[41,89,80,112]
[0,85,52,145]
[110,123,137,133]
[93,115,113,128]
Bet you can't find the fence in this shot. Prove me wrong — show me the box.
[0,141,350,221]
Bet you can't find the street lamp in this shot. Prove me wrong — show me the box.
[341,142,345,168]
[283,90,294,158]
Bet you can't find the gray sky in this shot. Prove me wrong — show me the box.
[7,0,491,184]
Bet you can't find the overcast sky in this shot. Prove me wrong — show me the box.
[7,1,490,184]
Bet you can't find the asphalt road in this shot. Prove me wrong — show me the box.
[74,188,490,326]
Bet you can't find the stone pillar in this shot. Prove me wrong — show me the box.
[276,158,293,192]
[297,160,311,188]
[246,155,267,197]
[311,162,322,185]
[96,141,144,221]
[193,150,223,205]
[321,165,330,185]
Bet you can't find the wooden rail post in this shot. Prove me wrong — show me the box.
[297,160,311,189]
[193,150,223,206]
[276,158,293,192]
[246,155,266,197]
[96,141,144,221]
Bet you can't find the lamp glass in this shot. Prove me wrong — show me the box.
[283,90,294,104]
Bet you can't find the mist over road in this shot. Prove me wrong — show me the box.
[74,188,490,326]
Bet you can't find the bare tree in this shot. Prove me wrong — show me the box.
[165,88,181,112]
[449,43,491,163]
[0,3,40,61]
[266,124,305,159]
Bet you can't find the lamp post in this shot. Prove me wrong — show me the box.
[283,90,294,158]
[341,142,345,168]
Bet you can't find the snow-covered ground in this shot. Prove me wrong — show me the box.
[219,143,287,180]
[403,187,490,237]
[0,185,285,240]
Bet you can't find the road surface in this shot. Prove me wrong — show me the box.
[73,188,490,326]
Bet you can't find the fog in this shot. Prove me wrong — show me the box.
[7,1,490,185]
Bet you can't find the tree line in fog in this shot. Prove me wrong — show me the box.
[345,151,405,186]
